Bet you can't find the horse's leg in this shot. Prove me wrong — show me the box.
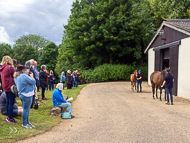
[131,81,134,92]
[156,86,158,99]
[160,87,162,101]
[152,82,155,99]
[135,81,136,91]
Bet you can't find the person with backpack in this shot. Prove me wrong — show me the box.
[60,72,66,89]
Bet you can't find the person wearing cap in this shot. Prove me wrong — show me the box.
[14,63,36,128]
[136,70,142,92]
[161,68,174,105]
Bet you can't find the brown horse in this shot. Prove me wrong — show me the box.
[150,69,167,101]
[130,70,137,92]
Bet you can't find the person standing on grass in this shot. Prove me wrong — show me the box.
[136,70,142,93]
[60,72,66,89]
[66,70,73,89]
[52,83,74,118]
[161,68,174,105]
[75,70,80,87]
[72,71,76,88]
[14,63,36,128]
[39,65,49,100]
[0,56,17,123]
[49,70,55,91]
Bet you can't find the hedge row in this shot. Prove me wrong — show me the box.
[79,64,147,84]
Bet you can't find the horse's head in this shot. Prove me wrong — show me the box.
[161,67,169,76]
[134,70,137,76]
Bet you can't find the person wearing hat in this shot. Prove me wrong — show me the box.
[136,70,142,92]
[14,63,36,128]
[161,68,174,105]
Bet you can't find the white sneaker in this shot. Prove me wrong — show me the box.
[22,124,32,129]
[28,123,35,127]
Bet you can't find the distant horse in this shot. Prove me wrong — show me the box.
[130,70,137,92]
[150,69,167,101]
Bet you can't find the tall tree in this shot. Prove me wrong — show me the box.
[12,44,38,63]
[0,43,13,61]
[38,42,58,71]
[15,34,50,50]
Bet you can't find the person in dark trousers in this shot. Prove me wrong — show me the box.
[75,70,80,87]
[161,68,174,105]
[136,70,142,92]
[49,70,55,91]
[66,70,72,89]
[0,91,23,117]
[0,56,17,123]
[39,65,49,100]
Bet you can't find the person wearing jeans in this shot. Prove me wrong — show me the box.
[52,83,74,118]
[161,68,174,105]
[0,56,17,123]
[136,70,142,92]
[14,63,36,128]
[75,70,80,87]
[49,70,55,91]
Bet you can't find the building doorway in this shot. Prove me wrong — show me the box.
[161,48,169,70]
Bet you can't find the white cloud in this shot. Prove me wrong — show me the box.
[0,0,75,46]
[0,26,10,43]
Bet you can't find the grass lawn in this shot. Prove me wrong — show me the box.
[0,84,88,143]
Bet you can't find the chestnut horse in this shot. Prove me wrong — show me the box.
[130,70,137,92]
[150,69,167,101]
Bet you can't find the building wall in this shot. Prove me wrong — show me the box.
[148,48,155,85]
[150,26,189,48]
[178,37,190,99]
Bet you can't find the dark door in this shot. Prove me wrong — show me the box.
[169,45,178,96]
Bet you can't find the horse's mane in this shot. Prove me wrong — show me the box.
[161,70,166,75]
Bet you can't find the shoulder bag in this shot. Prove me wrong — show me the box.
[9,66,18,94]
[61,112,71,119]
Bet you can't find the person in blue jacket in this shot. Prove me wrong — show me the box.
[52,83,74,118]
[60,72,66,89]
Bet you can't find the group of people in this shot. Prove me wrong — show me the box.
[60,70,80,90]
[0,55,75,129]
[136,68,174,105]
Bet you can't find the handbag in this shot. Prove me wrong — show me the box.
[9,66,18,94]
[61,112,71,119]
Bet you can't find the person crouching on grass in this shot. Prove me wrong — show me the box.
[14,63,36,129]
[52,83,75,118]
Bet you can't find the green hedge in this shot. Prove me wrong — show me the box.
[79,64,147,83]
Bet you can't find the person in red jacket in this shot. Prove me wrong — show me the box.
[0,56,17,123]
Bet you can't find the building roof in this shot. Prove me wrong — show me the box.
[144,19,190,54]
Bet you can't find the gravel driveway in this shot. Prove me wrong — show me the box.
[17,82,190,143]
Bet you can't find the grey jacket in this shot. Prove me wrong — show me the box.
[0,91,17,115]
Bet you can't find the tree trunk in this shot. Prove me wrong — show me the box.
[110,57,112,64]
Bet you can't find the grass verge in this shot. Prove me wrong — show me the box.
[0,84,88,143]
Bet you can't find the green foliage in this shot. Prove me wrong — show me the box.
[0,85,88,143]
[12,44,38,63]
[79,64,147,83]
[38,42,59,83]
[0,43,13,61]
[15,34,50,50]
[56,0,190,73]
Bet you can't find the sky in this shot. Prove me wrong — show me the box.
[0,0,75,46]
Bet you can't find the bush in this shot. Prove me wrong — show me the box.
[79,64,148,83]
